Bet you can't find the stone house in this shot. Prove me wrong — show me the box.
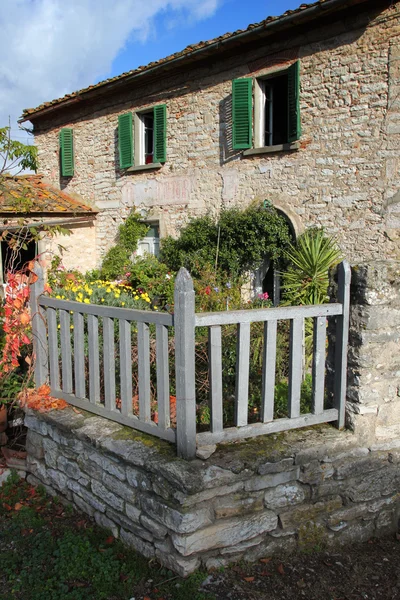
[19,0,400,278]
[0,174,97,285]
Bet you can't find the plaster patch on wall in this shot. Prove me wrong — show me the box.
[221,169,239,204]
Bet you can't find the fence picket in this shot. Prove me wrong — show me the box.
[235,322,251,427]
[119,319,132,416]
[73,312,85,399]
[138,322,151,422]
[103,317,116,411]
[288,317,303,418]
[60,309,73,393]
[334,260,351,428]
[156,324,170,430]
[312,316,326,414]
[209,325,223,433]
[261,320,277,422]
[47,307,60,391]
[87,314,100,404]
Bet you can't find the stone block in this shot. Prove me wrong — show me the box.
[155,549,200,577]
[91,480,124,512]
[140,515,168,539]
[125,502,141,523]
[88,451,126,480]
[173,481,244,508]
[279,496,343,529]
[258,458,295,475]
[264,483,308,510]
[376,401,400,439]
[334,454,388,480]
[346,469,400,503]
[102,473,136,502]
[73,492,95,517]
[120,528,154,558]
[214,492,264,519]
[26,431,44,460]
[140,495,213,534]
[245,467,300,492]
[68,481,106,513]
[126,466,152,492]
[57,455,85,480]
[42,438,58,469]
[172,510,278,556]
[46,468,67,492]
[94,511,119,537]
[24,413,48,436]
[299,460,334,484]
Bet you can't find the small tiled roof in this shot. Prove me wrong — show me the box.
[0,174,97,215]
[20,0,357,122]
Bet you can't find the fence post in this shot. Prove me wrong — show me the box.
[334,260,351,428]
[30,261,48,387]
[174,267,197,460]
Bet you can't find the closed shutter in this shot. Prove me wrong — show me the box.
[59,128,74,177]
[232,78,252,150]
[153,104,167,163]
[118,113,133,169]
[287,60,301,143]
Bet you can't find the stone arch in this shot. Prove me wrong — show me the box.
[251,197,304,304]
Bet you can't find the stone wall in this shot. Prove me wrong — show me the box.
[31,2,400,271]
[24,260,400,575]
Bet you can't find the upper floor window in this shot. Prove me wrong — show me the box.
[232,60,301,151]
[118,104,167,170]
[59,128,74,177]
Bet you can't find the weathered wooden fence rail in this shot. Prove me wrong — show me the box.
[30,261,351,460]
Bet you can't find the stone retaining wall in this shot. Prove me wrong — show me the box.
[25,410,400,576]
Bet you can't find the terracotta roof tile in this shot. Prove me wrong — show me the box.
[20,0,340,121]
[0,174,97,215]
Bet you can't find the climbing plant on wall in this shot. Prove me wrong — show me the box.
[160,203,292,279]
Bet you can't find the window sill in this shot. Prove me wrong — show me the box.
[243,142,300,157]
[125,163,163,174]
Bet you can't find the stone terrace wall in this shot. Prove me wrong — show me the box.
[24,260,400,575]
[32,2,400,270]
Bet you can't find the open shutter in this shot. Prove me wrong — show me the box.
[287,60,301,143]
[232,78,252,150]
[59,128,74,177]
[153,104,167,164]
[118,113,133,169]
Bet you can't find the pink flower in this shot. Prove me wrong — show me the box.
[258,292,269,300]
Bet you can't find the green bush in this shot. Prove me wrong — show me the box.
[127,255,175,308]
[161,203,292,278]
[100,246,132,281]
[100,211,149,280]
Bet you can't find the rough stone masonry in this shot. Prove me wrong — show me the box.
[30,1,400,272]
[24,260,400,575]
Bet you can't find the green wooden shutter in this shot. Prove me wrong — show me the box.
[59,128,74,177]
[232,78,252,150]
[287,60,301,143]
[118,113,133,169]
[153,104,167,164]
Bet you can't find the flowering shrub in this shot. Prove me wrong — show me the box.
[50,277,153,311]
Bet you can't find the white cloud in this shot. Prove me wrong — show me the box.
[0,0,220,138]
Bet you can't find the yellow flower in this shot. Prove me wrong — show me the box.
[106,288,111,293]
[121,302,125,306]
[101,299,105,302]
[70,325,74,330]
[145,298,151,303]
[134,295,139,301]
[56,295,61,299]
[84,298,90,304]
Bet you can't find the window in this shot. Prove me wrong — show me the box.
[137,223,160,257]
[118,105,167,170]
[232,60,301,151]
[59,128,74,176]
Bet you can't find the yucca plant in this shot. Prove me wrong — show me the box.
[282,228,342,306]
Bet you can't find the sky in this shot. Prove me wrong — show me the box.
[0,0,303,144]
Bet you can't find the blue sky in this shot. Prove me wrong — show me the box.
[0,0,304,138]
[109,0,303,82]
